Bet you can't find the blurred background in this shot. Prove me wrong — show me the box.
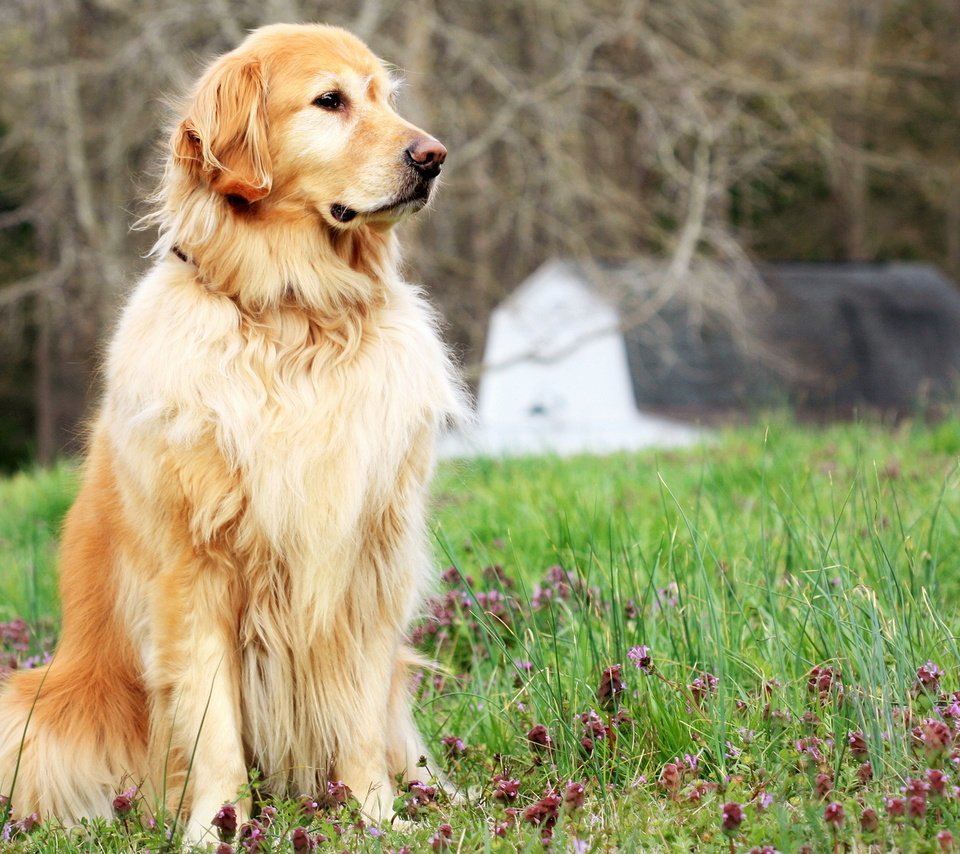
[0,0,958,468]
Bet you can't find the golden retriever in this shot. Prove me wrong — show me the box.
[0,23,463,844]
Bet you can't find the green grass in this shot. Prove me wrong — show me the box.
[0,463,75,627]
[1,417,960,851]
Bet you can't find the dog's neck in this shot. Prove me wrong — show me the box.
[154,181,399,318]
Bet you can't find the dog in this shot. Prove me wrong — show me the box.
[0,23,463,843]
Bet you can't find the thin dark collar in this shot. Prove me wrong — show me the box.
[171,245,190,264]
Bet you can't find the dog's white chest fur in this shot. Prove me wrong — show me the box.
[108,261,453,538]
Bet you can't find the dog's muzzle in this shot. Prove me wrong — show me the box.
[330,137,447,224]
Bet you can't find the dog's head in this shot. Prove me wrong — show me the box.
[173,24,445,230]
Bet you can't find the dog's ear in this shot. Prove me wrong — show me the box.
[174,56,272,203]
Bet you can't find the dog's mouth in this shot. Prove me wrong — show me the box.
[330,182,433,226]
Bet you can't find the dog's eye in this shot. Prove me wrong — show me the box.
[312,91,345,111]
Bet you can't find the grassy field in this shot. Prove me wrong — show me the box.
[1,417,960,851]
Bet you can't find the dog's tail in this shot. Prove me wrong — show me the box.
[0,647,149,822]
[0,429,153,823]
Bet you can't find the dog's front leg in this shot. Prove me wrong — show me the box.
[148,557,249,845]
[386,647,460,803]
[331,634,399,827]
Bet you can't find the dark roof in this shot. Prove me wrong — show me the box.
[620,262,960,411]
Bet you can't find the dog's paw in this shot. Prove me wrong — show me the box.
[389,815,416,834]
[183,799,247,850]
[444,786,467,807]
[180,818,217,849]
[436,775,469,806]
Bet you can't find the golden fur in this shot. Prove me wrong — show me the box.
[0,23,463,843]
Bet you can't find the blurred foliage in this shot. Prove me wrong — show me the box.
[0,0,957,469]
[0,122,37,472]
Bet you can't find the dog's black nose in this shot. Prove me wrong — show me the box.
[405,138,447,179]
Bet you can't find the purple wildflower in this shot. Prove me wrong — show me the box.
[291,827,317,853]
[483,563,511,584]
[654,582,679,610]
[794,736,824,762]
[563,780,586,811]
[885,796,906,818]
[526,724,553,755]
[917,718,953,756]
[578,709,610,753]
[112,786,137,816]
[323,780,351,809]
[848,731,868,758]
[823,801,844,828]
[928,768,950,796]
[211,804,238,842]
[915,661,944,695]
[430,823,453,851]
[807,664,844,702]
[597,664,626,708]
[492,775,520,801]
[814,772,833,800]
[239,819,266,853]
[721,801,744,833]
[690,672,719,705]
[441,734,466,757]
[659,762,683,795]
[627,645,653,672]
[298,794,318,818]
[860,807,879,833]
[0,620,29,653]
[522,791,561,831]
[908,795,927,819]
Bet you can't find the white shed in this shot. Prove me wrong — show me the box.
[441,260,702,457]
